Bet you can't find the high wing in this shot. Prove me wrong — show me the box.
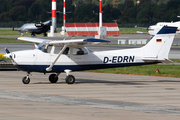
[17,37,110,47]
[49,38,110,47]
[17,37,49,43]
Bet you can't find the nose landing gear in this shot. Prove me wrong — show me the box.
[49,73,60,83]
[22,72,30,84]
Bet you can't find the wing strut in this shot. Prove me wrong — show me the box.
[46,44,67,71]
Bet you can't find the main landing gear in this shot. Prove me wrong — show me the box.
[48,70,75,84]
[22,70,76,84]
[65,75,75,84]
[49,73,60,83]
[64,69,75,84]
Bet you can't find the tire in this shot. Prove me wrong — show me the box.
[31,32,35,37]
[22,76,30,84]
[44,33,47,37]
[65,75,75,84]
[49,74,58,83]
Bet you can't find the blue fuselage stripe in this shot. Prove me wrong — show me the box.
[17,62,158,73]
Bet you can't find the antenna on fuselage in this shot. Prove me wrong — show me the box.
[71,33,79,40]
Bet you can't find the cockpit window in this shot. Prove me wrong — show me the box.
[73,48,88,55]
[53,47,70,55]
[63,47,70,55]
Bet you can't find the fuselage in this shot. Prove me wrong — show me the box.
[10,46,153,73]
[18,21,51,34]
[149,22,180,30]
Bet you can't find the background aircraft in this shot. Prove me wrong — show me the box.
[137,21,180,35]
[4,26,177,84]
[18,20,51,37]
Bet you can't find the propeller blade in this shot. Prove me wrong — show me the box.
[5,48,10,54]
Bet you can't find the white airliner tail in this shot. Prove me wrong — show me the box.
[142,26,177,63]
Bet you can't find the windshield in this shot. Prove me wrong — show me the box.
[37,41,49,53]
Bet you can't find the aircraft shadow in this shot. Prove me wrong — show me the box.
[33,82,63,84]
[156,80,180,83]
[32,79,180,85]
[75,79,147,85]
[75,78,180,85]
[33,79,146,85]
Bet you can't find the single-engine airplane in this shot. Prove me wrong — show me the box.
[4,26,177,84]
[18,20,51,37]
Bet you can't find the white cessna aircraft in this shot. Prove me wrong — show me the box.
[4,26,177,84]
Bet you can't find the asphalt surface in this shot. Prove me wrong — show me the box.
[0,71,180,120]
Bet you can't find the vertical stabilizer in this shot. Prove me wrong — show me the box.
[142,26,177,62]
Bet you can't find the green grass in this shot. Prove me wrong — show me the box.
[119,28,148,34]
[0,38,30,43]
[0,28,30,35]
[85,64,180,78]
[0,56,11,62]
[170,59,180,63]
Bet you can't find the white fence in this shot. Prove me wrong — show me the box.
[118,39,148,45]
[118,40,127,45]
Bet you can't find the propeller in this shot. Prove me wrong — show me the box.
[5,47,10,54]
[4,48,12,59]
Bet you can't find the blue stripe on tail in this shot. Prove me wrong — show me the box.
[157,26,177,34]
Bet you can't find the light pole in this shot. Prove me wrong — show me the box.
[52,0,57,33]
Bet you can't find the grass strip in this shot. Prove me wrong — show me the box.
[0,28,31,35]
[0,38,30,43]
[85,64,180,78]
[119,28,148,34]
[171,59,180,63]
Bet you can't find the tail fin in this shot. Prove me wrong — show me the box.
[142,26,177,63]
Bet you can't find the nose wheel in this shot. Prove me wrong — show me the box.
[22,72,30,84]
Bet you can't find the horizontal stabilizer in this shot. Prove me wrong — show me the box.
[136,31,148,34]
[142,58,173,63]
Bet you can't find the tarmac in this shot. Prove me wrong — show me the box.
[0,71,180,120]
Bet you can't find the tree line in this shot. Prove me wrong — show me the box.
[0,0,180,26]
